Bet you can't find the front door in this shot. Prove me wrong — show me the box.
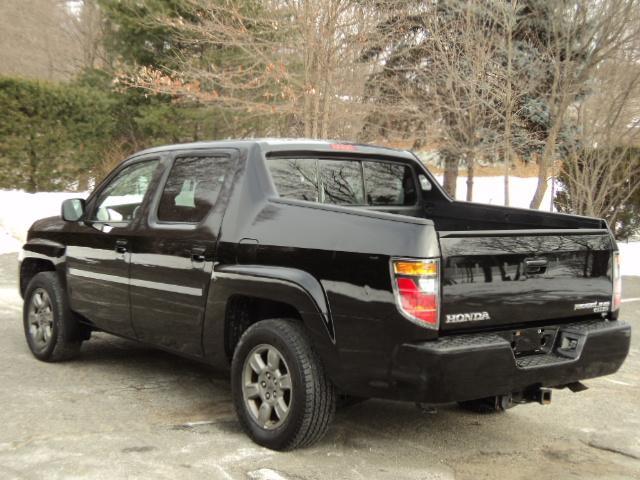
[129,150,237,356]
[66,159,160,337]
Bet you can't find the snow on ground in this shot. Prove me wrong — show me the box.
[0,177,637,276]
[0,227,22,255]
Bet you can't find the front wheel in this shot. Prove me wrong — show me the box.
[231,319,336,450]
[23,272,84,362]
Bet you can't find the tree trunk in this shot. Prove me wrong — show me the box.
[442,154,459,198]
[530,154,548,209]
[504,153,510,207]
[78,175,90,192]
[27,132,38,193]
[530,106,565,209]
[466,157,474,202]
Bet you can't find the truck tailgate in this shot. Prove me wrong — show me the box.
[439,229,614,331]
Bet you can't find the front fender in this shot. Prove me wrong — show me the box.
[22,238,66,258]
[19,239,67,297]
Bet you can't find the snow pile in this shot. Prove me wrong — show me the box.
[618,242,640,277]
[433,175,555,211]
[0,190,87,245]
[0,227,22,254]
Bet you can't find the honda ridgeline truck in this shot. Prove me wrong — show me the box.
[19,139,630,450]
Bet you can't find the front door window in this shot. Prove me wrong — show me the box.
[92,161,158,224]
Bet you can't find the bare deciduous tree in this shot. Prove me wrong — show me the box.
[529,0,640,209]
[0,0,88,80]
[558,54,640,232]
[120,0,381,139]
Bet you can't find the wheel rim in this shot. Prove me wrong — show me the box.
[241,344,292,430]
[28,288,54,351]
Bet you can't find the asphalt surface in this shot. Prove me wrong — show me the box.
[0,252,638,480]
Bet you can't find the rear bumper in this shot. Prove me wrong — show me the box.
[390,319,631,404]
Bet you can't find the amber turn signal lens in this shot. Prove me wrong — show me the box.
[393,260,437,277]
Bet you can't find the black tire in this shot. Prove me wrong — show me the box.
[231,319,336,451]
[23,272,84,362]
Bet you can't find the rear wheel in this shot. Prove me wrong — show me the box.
[231,319,336,450]
[23,272,84,362]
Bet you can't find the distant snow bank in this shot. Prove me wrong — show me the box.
[432,175,555,211]
[0,190,87,246]
[618,242,640,277]
[0,179,637,276]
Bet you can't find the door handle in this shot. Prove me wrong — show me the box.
[191,247,207,262]
[115,239,128,254]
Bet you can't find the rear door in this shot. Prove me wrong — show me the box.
[129,149,237,356]
[439,230,614,331]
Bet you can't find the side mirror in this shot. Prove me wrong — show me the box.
[61,198,86,222]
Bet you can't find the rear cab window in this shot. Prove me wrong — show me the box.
[267,157,417,207]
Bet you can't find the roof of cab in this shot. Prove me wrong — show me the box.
[126,138,416,161]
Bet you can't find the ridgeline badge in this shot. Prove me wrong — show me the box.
[574,300,610,313]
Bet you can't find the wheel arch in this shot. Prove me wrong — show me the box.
[20,240,66,298]
[202,265,336,370]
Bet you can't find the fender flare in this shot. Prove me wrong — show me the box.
[22,238,66,258]
[19,239,67,296]
[201,264,335,368]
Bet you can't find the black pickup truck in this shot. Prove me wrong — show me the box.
[19,139,630,450]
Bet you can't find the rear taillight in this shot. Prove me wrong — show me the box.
[612,251,621,312]
[391,258,440,328]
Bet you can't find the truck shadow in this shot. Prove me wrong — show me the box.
[73,332,555,451]
[58,331,634,480]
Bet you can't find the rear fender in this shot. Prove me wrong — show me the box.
[202,264,336,369]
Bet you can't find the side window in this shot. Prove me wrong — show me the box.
[92,160,158,223]
[157,155,232,223]
[363,161,417,206]
[319,160,364,205]
[267,158,319,201]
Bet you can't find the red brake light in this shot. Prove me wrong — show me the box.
[330,143,356,151]
[392,259,439,328]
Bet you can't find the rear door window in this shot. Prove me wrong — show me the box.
[157,155,232,223]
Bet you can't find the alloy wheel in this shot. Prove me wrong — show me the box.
[241,343,292,430]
